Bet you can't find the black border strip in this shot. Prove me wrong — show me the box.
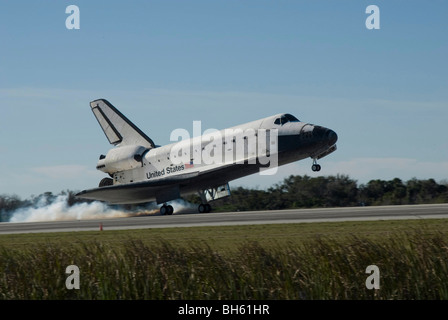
[92,105,123,145]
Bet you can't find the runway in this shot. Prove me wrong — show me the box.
[0,203,448,235]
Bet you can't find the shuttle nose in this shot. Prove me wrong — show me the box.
[326,129,338,146]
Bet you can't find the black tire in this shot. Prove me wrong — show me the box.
[160,206,167,215]
[205,204,211,213]
[198,204,206,213]
[167,205,174,215]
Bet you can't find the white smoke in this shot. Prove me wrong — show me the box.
[168,198,198,213]
[7,195,197,223]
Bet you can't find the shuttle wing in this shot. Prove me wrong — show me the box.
[76,171,200,204]
[90,99,156,148]
[76,163,236,204]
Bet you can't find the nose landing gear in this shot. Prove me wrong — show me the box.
[311,159,321,172]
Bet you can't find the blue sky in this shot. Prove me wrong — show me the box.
[0,1,447,199]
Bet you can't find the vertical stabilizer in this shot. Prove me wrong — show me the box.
[90,99,155,148]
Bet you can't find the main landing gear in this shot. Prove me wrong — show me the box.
[160,203,211,215]
[311,159,321,172]
[160,204,174,215]
[198,203,212,213]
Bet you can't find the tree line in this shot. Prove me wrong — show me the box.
[1,175,447,221]
[207,175,448,212]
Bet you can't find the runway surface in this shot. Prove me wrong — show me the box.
[0,203,448,234]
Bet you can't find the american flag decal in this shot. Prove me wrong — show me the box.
[185,160,194,169]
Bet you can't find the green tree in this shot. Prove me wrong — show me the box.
[0,194,23,222]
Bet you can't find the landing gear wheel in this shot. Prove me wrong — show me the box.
[311,158,321,172]
[198,204,211,213]
[160,205,174,215]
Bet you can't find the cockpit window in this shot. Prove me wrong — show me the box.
[285,114,299,122]
[274,114,300,125]
[281,116,287,125]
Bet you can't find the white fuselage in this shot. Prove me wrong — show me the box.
[98,113,336,188]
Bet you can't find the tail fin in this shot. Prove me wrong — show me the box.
[90,99,155,148]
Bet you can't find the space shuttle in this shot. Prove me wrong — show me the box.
[76,99,338,215]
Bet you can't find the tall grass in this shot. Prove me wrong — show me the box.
[1,230,448,299]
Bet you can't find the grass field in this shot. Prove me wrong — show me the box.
[1,219,448,299]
